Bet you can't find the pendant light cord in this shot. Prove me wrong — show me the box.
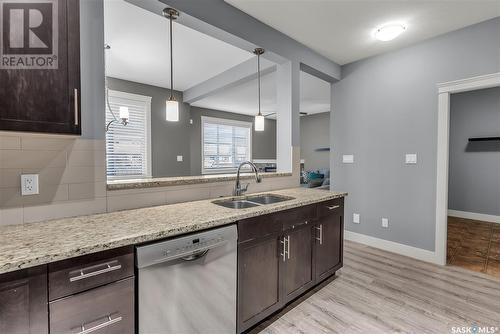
[257,52,261,116]
[169,13,174,100]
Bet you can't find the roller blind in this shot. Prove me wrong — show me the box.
[202,116,252,174]
[106,90,151,179]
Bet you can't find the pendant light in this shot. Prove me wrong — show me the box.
[163,8,180,122]
[254,48,265,131]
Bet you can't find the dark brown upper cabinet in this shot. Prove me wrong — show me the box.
[0,0,81,135]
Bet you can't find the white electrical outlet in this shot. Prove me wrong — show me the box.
[343,155,354,164]
[21,174,39,196]
[382,218,389,228]
[405,153,417,164]
[353,213,360,224]
[177,155,183,162]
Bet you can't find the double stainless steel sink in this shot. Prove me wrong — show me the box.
[212,193,294,209]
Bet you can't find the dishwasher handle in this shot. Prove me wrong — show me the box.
[148,239,228,266]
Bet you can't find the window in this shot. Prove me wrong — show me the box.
[106,90,152,179]
[202,116,252,174]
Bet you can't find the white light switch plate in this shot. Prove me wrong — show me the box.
[405,153,417,164]
[343,155,354,164]
[382,218,389,228]
[353,213,360,224]
[177,155,183,162]
[21,174,39,196]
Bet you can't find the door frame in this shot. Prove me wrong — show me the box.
[435,72,500,265]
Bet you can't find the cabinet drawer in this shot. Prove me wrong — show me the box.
[49,247,134,301]
[238,214,282,243]
[317,198,344,218]
[49,277,134,334]
[282,204,317,231]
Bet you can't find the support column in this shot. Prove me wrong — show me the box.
[276,61,300,174]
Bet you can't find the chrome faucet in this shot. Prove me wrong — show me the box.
[233,161,262,196]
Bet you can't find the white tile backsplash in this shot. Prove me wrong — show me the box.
[0,137,300,226]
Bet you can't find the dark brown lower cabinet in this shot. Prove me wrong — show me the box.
[314,211,344,281]
[49,278,134,334]
[0,266,48,334]
[238,234,282,332]
[282,223,314,302]
[238,198,344,333]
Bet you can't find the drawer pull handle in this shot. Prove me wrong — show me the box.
[326,205,340,210]
[74,88,79,126]
[316,224,323,245]
[77,314,122,334]
[69,261,122,282]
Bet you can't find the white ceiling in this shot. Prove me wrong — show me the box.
[192,70,331,116]
[104,0,253,90]
[224,0,500,65]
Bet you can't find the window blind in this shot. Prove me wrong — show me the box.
[202,116,252,174]
[106,90,151,179]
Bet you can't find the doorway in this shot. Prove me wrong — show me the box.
[435,72,500,270]
[446,87,500,277]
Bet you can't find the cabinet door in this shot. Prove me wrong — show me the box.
[0,266,48,334]
[282,223,314,302]
[0,0,81,134]
[238,235,281,333]
[315,212,343,281]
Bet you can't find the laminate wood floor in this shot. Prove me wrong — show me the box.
[252,240,500,334]
[447,216,500,278]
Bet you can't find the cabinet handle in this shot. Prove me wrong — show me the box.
[280,236,290,262]
[69,260,122,282]
[74,88,79,126]
[287,235,290,260]
[280,237,287,262]
[77,314,122,334]
[315,224,323,245]
[326,205,340,210]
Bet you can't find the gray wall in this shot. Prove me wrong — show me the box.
[107,77,192,178]
[449,87,500,216]
[189,107,277,175]
[332,17,500,251]
[300,112,330,171]
[106,78,277,177]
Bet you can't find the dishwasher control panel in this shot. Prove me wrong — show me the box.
[136,224,237,268]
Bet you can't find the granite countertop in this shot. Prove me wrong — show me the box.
[107,172,293,190]
[0,187,347,275]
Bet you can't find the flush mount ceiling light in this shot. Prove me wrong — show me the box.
[374,23,407,41]
[163,7,180,122]
[253,47,265,132]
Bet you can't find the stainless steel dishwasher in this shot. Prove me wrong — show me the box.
[136,224,237,334]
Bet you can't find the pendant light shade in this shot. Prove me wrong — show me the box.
[255,114,265,131]
[253,48,265,132]
[163,8,179,122]
[166,98,179,122]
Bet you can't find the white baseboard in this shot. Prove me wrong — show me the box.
[448,210,500,224]
[344,231,440,265]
